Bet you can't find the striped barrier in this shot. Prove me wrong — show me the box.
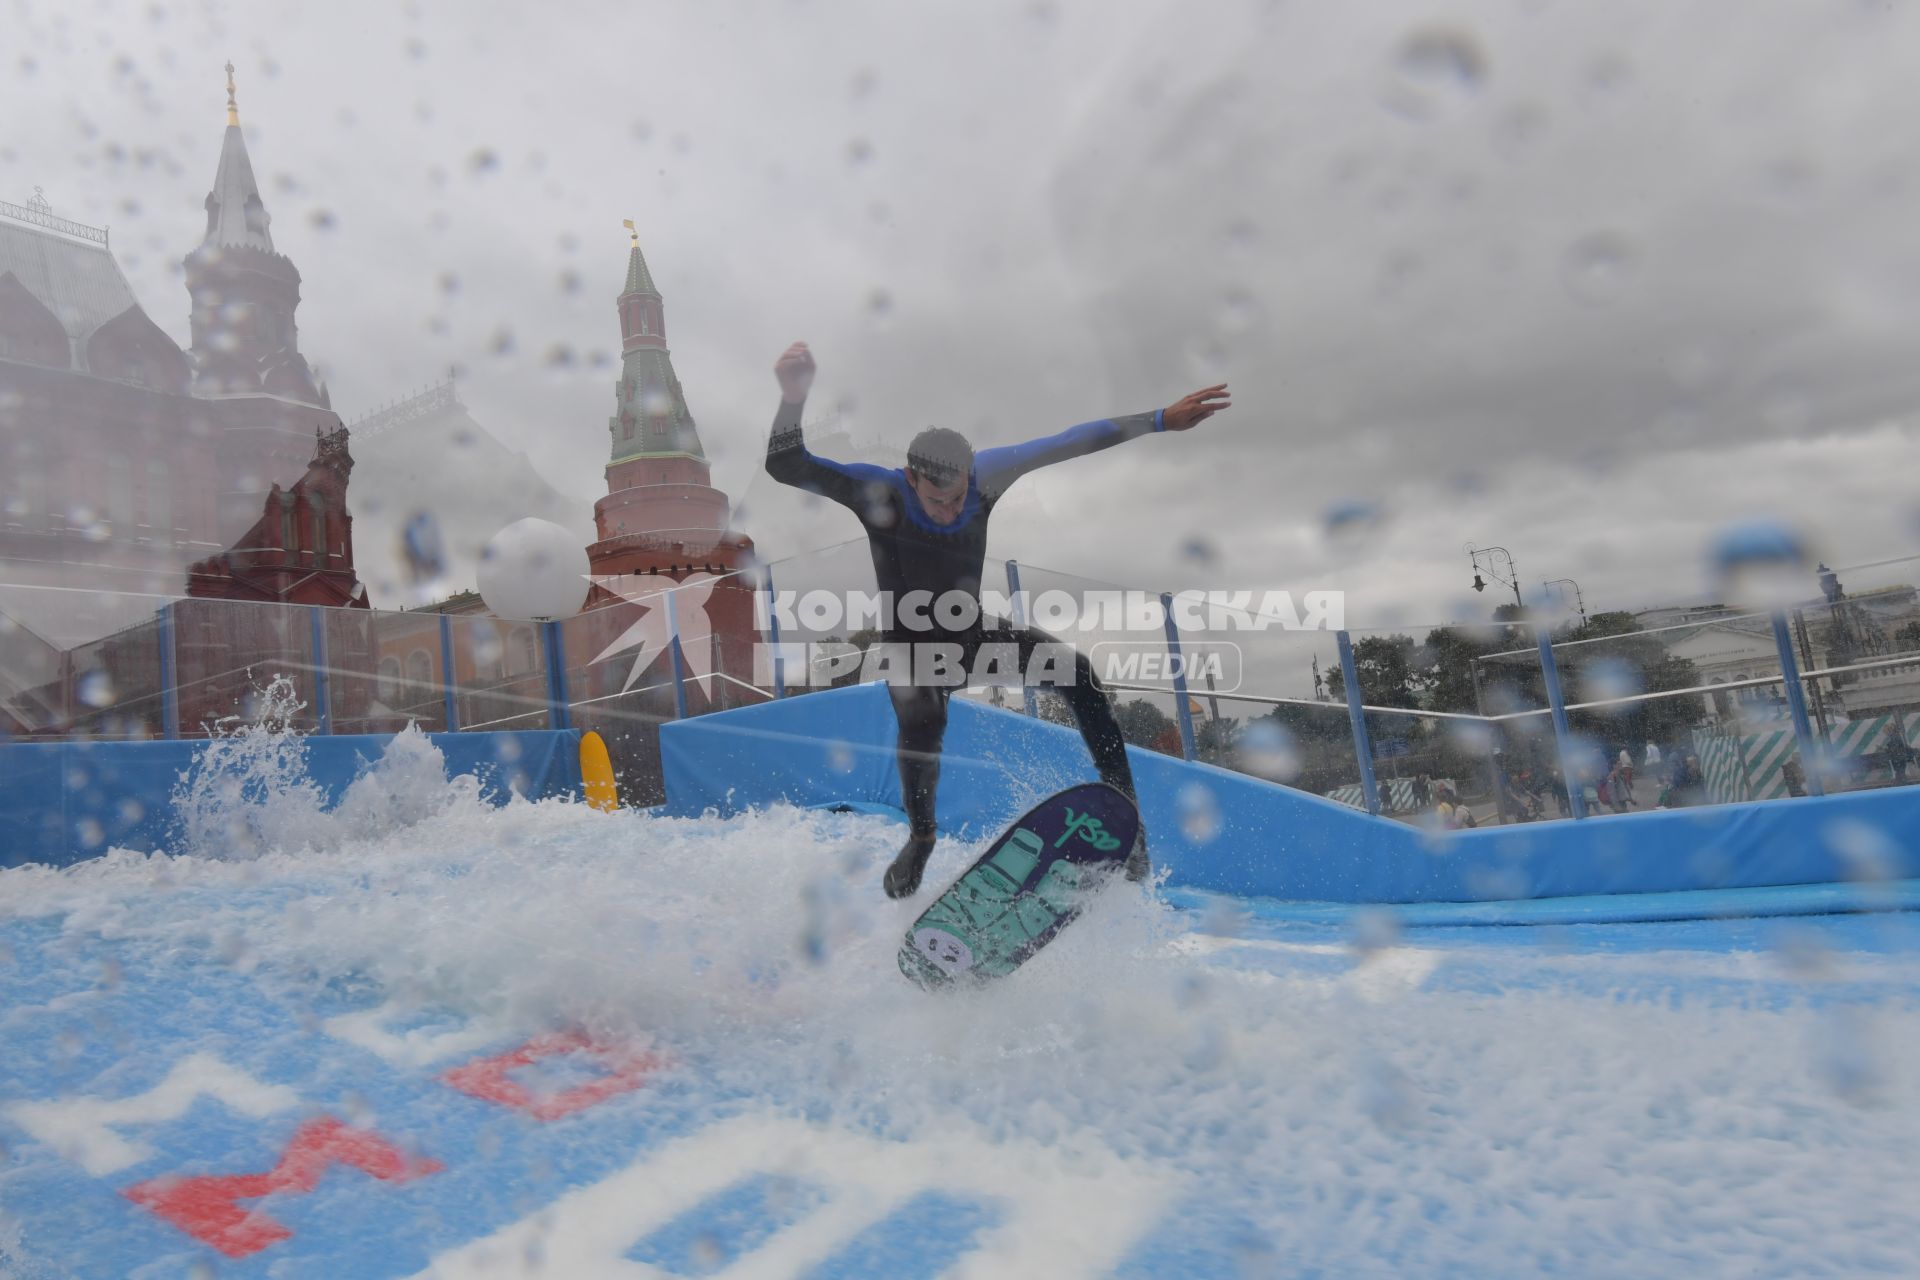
[1326,776,1458,813]
[1691,726,1751,805]
[1693,710,1920,803]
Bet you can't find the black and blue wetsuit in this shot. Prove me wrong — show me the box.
[766,401,1162,893]
[765,402,1165,635]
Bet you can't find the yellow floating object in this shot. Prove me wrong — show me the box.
[580,731,619,812]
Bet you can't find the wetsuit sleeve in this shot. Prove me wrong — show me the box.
[764,401,897,511]
[973,410,1164,498]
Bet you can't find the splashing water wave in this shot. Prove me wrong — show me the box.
[4,699,1920,1276]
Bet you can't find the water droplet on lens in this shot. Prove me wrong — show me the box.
[471,621,503,670]
[1381,26,1487,119]
[1580,658,1640,707]
[1180,535,1219,567]
[1322,498,1387,559]
[1235,720,1302,782]
[1707,519,1811,610]
[1216,288,1258,336]
[1824,819,1900,884]
[1349,906,1401,956]
[77,669,116,708]
[401,511,448,582]
[1491,102,1547,159]
[1583,51,1632,96]
[1561,231,1636,306]
[1177,781,1222,843]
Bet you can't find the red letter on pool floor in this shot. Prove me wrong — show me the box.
[441,1030,664,1121]
[123,1116,442,1258]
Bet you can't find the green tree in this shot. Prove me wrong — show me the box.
[1259,700,1361,793]
[1553,612,1702,753]
[1195,714,1242,766]
[1112,697,1174,748]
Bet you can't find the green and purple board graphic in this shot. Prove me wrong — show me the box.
[898,781,1141,989]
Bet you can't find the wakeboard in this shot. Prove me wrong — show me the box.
[896,781,1141,990]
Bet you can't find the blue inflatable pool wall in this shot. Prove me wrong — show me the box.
[660,683,1920,906]
[5,683,1916,909]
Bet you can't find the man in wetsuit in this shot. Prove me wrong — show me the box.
[764,341,1231,898]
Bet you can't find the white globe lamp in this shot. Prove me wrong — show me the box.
[477,518,591,621]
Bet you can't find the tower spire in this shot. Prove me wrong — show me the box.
[184,68,322,404]
[607,226,700,459]
[589,233,753,589]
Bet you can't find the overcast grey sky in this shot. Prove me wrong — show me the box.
[8,0,1920,645]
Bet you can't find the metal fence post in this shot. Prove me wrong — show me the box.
[1535,625,1589,820]
[1770,611,1826,797]
[543,619,571,732]
[1005,559,1039,718]
[438,613,460,731]
[1336,629,1380,815]
[764,566,786,699]
[157,601,180,740]
[664,590,690,721]
[1162,592,1198,763]
[309,606,332,735]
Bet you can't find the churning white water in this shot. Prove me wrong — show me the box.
[5,712,1920,1278]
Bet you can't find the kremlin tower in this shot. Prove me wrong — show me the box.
[568,225,761,745]
[586,222,752,579]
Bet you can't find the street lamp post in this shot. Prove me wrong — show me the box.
[1543,578,1588,623]
[1466,543,1524,612]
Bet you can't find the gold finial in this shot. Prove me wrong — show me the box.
[622,218,638,246]
[225,61,238,125]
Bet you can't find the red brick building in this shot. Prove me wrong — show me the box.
[0,68,356,610]
[570,227,760,717]
[0,70,371,737]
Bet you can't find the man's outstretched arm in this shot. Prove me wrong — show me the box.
[763,341,892,510]
[975,383,1230,496]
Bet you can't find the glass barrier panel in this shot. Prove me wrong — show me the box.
[0,584,176,738]
[1163,691,1343,795]
[446,612,550,733]
[325,607,448,735]
[1333,620,1547,828]
[171,597,320,736]
[1550,606,1804,810]
[65,613,166,741]
[1782,562,1920,796]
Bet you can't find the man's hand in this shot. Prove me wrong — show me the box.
[1163,383,1230,432]
[775,341,816,406]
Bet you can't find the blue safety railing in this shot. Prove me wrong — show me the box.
[4,544,1917,828]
